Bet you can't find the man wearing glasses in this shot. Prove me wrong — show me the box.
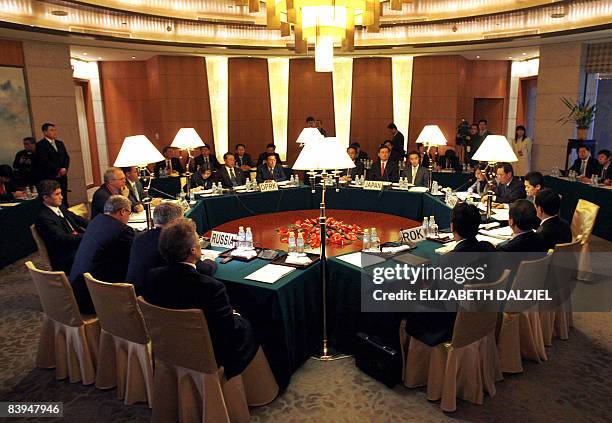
[91,167,130,218]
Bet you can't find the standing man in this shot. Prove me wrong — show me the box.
[469,119,491,165]
[122,166,146,213]
[36,123,70,205]
[13,137,36,187]
[316,119,327,137]
[387,123,405,162]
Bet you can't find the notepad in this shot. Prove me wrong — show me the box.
[335,252,386,268]
[0,202,20,207]
[245,264,295,284]
[479,226,513,239]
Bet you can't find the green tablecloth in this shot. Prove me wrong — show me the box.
[422,193,453,229]
[327,240,442,353]
[432,171,473,190]
[148,176,182,198]
[0,200,41,269]
[544,176,612,242]
[211,254,322,390]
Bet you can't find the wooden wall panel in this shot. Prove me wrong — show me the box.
[0,39,24,66]
[228,58,273,158]
[350,58,393,159]
[287,59,335,165]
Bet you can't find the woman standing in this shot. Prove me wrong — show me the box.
[511,125,532,176]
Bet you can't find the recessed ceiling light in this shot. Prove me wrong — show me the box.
[51,10,68,16]
[476,55,480,59]
[131,56,136,59]
[98,57,102,60]
[508,56,513,59]
[82,52,87,55]
[522,52,527,55]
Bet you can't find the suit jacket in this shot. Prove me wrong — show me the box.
[356,151,369,161]
[34,204,88,273]
[391,131,405,158]
[599,163,612,181]
[494,177,526,204]
[438,154,461,172]
[186,171,213,191]
[0,180,18,201]
[70,214,135,314]
[91,184,116,218]
[144,263,258,378]
[35,138,70,182]
[126,179,146,208]
[194,154,220,171]
[155,157,185,176]
[496,230,545,253]
[215,166,246,188]
[256,164,287,184]
[367,160,399,182]
[13,150,35,186]
[126,228,217,294]
[569,156,599,178]
[468,130,490,161]
[342,161,364,179]
[420,153,431,169]
[235,154,253,168]
[256,152,282,167]
[536,215,572,251]
[401,165,430,187]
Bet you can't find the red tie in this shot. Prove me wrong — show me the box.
[0,183,5,195]
[381,162,385,176]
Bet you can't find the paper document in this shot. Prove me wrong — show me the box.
[129,211,147,223]
[479,226,513,239]
[0,202,20,207]
[335,252,386,268]
[284,255,312,266]
[479,222,500,230]
[245,264,296,284]
[491,209,509,221]
[435,234,506,254]
[201,250,220,261]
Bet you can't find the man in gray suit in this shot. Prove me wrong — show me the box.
[402,151,430,187]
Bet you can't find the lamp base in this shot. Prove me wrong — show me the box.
[311,340,351,362]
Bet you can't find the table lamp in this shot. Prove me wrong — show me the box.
[296,127,324,146]
[471,135,518,219]
[415,125,448,190]
[114,135,165,228]
[170,128,205,198]
[293,137,354,361]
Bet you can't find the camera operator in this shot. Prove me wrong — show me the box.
[455,118,470,165]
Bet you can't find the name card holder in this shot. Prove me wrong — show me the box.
[363,180,384,191]
[210,231,237,248]
[399,226,426,244]
[259,181,279,192]
[446,194,459,208]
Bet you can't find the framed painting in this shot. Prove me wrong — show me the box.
[0,66,32,166]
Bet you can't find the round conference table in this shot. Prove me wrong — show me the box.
[205,209,420,256]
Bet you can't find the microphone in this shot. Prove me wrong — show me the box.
[147,186,178,200]
[451,174,477,193]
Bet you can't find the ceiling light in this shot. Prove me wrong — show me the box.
[522,52,527,55]
[508,56,513,59]
[82,52,87,55]
[476,55,480,59]
[131,56,136,59]
[98,57,102,60]
[51,10,68,16]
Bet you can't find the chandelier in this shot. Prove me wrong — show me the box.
[239,0,412,72]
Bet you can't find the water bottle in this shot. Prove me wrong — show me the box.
[189,189,195,202]
[591,175,598,187]
[432,180,439,194]
[245,227,253,249]
[31,185,37,198]
[430,216,438,237]
[288,232,296,254]
[362,229,370,251]
[444,189,451,203]
[237,226,245,249]
[370,228,380,251]
[423,216,430,235]
[467,186,473,197]
[25,186,32,200]
[296,232,305,253]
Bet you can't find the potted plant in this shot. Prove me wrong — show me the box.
[558,97,596,140]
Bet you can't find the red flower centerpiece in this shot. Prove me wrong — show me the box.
[277,217,364,248]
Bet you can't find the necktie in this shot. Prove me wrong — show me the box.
[58,210,76,233]
[381,162,385,177]
[0,183,5,195]
[132,181,140,201]
[269,168,275,180]
[166,159,172,172]
[229,168,237,185]
[580,160,587,176]
[49,140,58,152]
[412,167,417,183]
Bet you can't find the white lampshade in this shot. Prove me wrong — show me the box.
[472,135,518,163]
[114,135,164,167]
[415,125,448,147]
[170,128,205,149]
[296,127,324,144]
[293,137,355,170]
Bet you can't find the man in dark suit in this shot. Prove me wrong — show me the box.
[468,120,491,165]
[569,145,599,179]
[496,200,545,253]
[193,143,219,172]
[387,123,405,162]
[416,143,431,169]
[122,166,146,213]
[256,143,282,167]
[485,162,526,204]
[256,153,287,184]
[155,146,186,176]
[13,137,36,187]
[91,168,128,218]
[438,149,461,172]
[34,180,88,273]
[126,203,216,294]
[234,144,253,171]
[404,203,496,347]
[401,151,430,187]
[0,165,25,201]
[350,142,369,161]
[367,145,399,182]
[216,153,246,188]
[341,146,364,180]
[70,195,135,314]
[596,149,611,183]
[535,189,572,251]
[35,123,70,205]
[143,218,258,379]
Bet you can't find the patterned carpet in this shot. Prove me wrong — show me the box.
[1,252,611,422]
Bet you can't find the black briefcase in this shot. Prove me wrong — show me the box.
[354,332,402,388]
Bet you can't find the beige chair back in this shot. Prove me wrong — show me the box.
[505,253,552,313]
[30,224,52,268]
[84,273,149,345]
[543,240,581,310]
[571,199,599,242]
[452,269,510,349]
[137,297,218,373]
[68,202,90,220]
[25,261,84,327]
